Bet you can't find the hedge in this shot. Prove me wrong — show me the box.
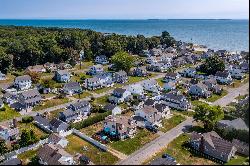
[70,110,112,130]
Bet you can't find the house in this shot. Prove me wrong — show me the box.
[142,79,161,93]
[146,57,158,64]
[57,63,72,70]
[0,123,19,142]
[154,103,171,118]
[48,133,69,148]
[11,89,42,111]
[84,77,101,90]
[144,99,159,107]
[59,101,91,123]
[14,75,32,90]
[96,72,114,87]
[189,131,237,163]
[172,57,186,67]
[0,99,3,108]
[49,118,69,133]
[232,139,249,156]
[103,104,122,115]
[0,158,22,165]
[184,55,195,64]
[217,118,249,131]
[163,72,181,82]
[203,78,222,94]
[132,100,145,111]
[63,82,82,96]
[147,62,171,72]
[25,65,46,73]
[37,144,74,165]
[162,91,191,111]
[188,83,211,98]
[163,81,177,91]
[43,62,58,72]
[0,71,6,80]
[215,71,233,85]
[239,62,249,73]
[127,84,144,96]
[165,46,177,53]
[160,53,176,61]
[113,71,128,83]
[141,49,151,57]
[150,48,162,56]
[95,55,109,64]
[103,115,137,140]
[54,70,71,83]
[33,115,51,132]
[88,65,104,75]
[229,68,245,80]
[180,68,196,78]
[108,88,132,104]
[129,67,148,77]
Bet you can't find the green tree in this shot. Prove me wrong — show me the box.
[160,31,175,47]
[194,104,224,131]
[111,51,134,73]
[0,140,8,155]
[199,55,225,75]
[19,129,38,147]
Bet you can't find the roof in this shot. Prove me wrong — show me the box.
[70,100,89,109]
[165,72,178,78]
[14,75,31,82]
[20,89,41,99]
[218,118,249,131]
[149,157,177,165]
[155,103,169,113]
[33,115,50,127]
[113,88,126,94]
[163,92,186,102]
[115,70,127,76]
[104,115,135,132]
[63,82,81,89]
[215,71,230,78]
[103,103,117,111]
[144,99,156,106]
[49,118,64,128]
[56,70,70,75]
[48,133,64,144]
[26,65,45,71]
[141,105,158,115]
[0,158,22,165]
[37,144,72,165]
[61,109,76,117]
[0,99,3,105]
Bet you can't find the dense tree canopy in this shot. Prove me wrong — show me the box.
[0,26,176,73]
[198,55,225,75]
[194,104,224,131]
[111,51,135,72]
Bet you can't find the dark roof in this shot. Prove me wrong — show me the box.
[165,72,177,78]
[49,118,63,128]
[14,75,31,82]
[48,133,64,144]
[149,157,177,165]
[113,88,126,94]
[215,71,230,78]
[144,99,156,106]
[63,82,81,89]
[70,100,89,109]
[155,103,168,113]
[0,158,22,165]
[163,92,185,101]
[33,115,50,127]
[103,103,117,111]
[20,89,41,98]
[56,70,69,75]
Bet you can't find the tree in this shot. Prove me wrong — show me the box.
[26,71,41,84]
[194,104,224,131]
[111,51,134,73]
[19,129,38,147]
[199,55,225,75]
[160,31,175,47]
[0,140,8,155]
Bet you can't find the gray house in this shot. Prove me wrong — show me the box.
[129,67,148,77]
[49,118,69,133]
[54,70,71,83]
[14,75,32,90]
[63,82,82,95]
[188,83,211,98]
[189,131,237,163]
[113,71,128,83]
[109,88,132,104]
[217,118,249,131]
[85,77,101,90]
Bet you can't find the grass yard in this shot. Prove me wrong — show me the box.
[74,61,94,70]
[206,90,228,102]
[73,91,92,99]
[17,148,39,165]
[0,105,21,122]
[0,74,15,84]
[127,76,145,84]
[109,129,159,155]
[41,93,56,99]
[80,121,103,136]
[48,108,64,120]
[93,84,122,94]
[93,95,109,105]
[65,134,118,165]
[18,122,49,139]
[156,78,164,87]
[235,94,248,100]
[143,134,216,165]
[226,155,249,165]
[228,74,249,89]
[159,115,186,133]
[32,98,70,111]
[191,100,207,109]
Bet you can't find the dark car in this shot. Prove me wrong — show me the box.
[162,153,176,161]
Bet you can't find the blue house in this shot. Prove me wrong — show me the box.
[54,70,71,83]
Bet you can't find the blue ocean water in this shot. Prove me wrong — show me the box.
[0,19,248,51]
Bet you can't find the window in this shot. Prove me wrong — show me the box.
[112,125,115,129]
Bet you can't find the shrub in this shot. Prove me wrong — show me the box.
[0,107,6,111]
[21,116,34,123]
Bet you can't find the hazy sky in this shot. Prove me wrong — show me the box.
[0,0,249,19]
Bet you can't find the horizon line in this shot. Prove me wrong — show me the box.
[0,18,249,20]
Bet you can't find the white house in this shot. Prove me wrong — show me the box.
[142,79,161,93]
[188,83,211,98]
[229,68,245,80]
[14,75,32,90]
[85,77,101,90]
[127,84,144,96]
[163,81,177,91]
[146,57,158,64]
[54,70,71,83]
[215,71,233,85]
[103,104,122,115]
[181,68,196,78]
[109,88,132,104]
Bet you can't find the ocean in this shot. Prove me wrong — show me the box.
[0,19,248,52]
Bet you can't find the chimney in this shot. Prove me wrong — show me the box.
[13,118,17,128]
[199,136,205,153]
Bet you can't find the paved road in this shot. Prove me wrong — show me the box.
[117,117,194,165]
[212,83,249,107]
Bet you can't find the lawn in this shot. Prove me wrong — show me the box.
[72,91,92,99]
[235,94,248,100]
[93,95,109,105]
[18,122,49,139]
[228,74,249,88]
[17,148,39,165]
[0,74,15,84]
[80,121,103,136]
[226,155,249,165]
[206,90,228,102]
[156,78,164,87]
[0,105,21,122]
[191,100,207,109]
[159,115,186,133]
[65,134,119,165]
[109,129,159,155]
[93,84,122,94]
[127,76,146,84]
[74,61,94,70]
[41,93,56,99]
[48,108,64,120]
[143,134,216,165]
[32,98,70,111]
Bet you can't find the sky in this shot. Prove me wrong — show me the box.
[0,0,249,19]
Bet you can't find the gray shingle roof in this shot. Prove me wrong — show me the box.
[14,75,31,82]
[57,70,69,75]
[218,118,249,131]
[149,157,177,165]
[0,158,22,165]
[113,88,126,94]
[103,103,116,111]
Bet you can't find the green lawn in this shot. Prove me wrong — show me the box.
[127,76,146,84]
[0,74,15,84]
[17,149,39,165]
[93,84,122,94]
[0,105,21,122]
[66,134,118,165]
[236,94,248,100]
[191,100,207,109]
[74,61,94,70]
[32,98,70,111]
[18,122,49,139]
[48,108,64,120]
[159,115,186,133]
[109,129,159,155]
[143,134,216,165]
[80,121,103,136]
[228,74,249,88]
[206,90,228,102]
[93,96,109,105]
[72,91,92,99]
[156,78,164,87]
[226,155,249,165]
[41,93,56,99]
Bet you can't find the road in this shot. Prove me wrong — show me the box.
[117,117,194,165]
[212,83,249,107]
